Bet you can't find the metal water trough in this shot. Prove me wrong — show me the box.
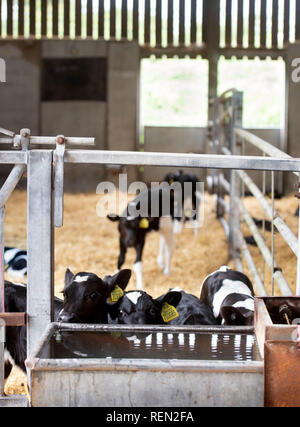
[27,323,263,407]
[255,297,300,407]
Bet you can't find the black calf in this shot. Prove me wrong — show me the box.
[107,288,182,326]
[57,268,132,324]
[156,288,217,325]
[107,186,176,289]
[4,281,63,378]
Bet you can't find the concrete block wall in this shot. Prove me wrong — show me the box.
[0,39,140,192]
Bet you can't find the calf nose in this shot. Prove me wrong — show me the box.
[57,311,78,323]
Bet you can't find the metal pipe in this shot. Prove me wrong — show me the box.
[0,165,26,208]
[235,128,300,177]
[240,201,293,296]
[221,147,298,256]
[237,229,268,297]
[0,136,95,146]
[64,150,300,173]
[237,169,298,256]
[0,152,27,165]
[219,175,292,295]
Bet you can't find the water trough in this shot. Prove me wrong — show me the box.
[26,323,263,407]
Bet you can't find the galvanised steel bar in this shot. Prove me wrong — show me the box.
[0,136,95,146]
[27,150,54,357]
[221,146,298,257]
[219,174,267,297]
[0,320,4,397]
[235,128,300,177]
[240,201,293,296]
[0,152,27,164]
[64,150,300,173]
[0,165,26,208]
[0,206,4,397]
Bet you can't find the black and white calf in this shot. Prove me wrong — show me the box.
[164,170,202,235]
[57,268,132,324]
[107,186,177,290]
[4,281,63,379]
[4,247,27,279]
[156,288,218,326]
[106,273,182,325]
[199,266,255,326]
[106,277,217,326]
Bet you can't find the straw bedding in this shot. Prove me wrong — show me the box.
[3,189,299,395]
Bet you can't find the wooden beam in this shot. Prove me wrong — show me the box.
[110,0,116,39]
[272,0,279,48]
[7,0,13,36]
[248,0,255,47]
[156,0,162,47]
[87,0,93,37]
[98,0,104,38]
[237,0,244,48]
[121,0,128,39]
[190,0,197,44]
[64,0,70,37]
[0,313,26,327]
[167,0,173,46]
[260,0,267,48]
[133,0,139,40]
[52,0,59,37]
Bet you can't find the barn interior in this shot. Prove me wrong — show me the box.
[1,0,300,406]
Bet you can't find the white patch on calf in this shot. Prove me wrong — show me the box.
[170,287,183,292]
[232,297,254,312]
[74,275,90,283]
[4,248,21,264]
[126,291,142,305]
[4,349,16,367]
[212,279,253,319]
[200,266,231,294]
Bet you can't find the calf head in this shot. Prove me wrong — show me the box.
[108,289,182,325]
[220,306,254,326]
[58,268,131,323]
[108,214,155,248]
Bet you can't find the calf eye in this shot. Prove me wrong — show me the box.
[149,307,157,316]
[88,292,99,302]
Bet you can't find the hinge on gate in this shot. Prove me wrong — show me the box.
[53,135,65,228]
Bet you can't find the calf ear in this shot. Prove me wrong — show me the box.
[104,269,132,291]
[64,268,75,290]
[107,214,120,222]
[221,306,246,325]
[162,291,182,308]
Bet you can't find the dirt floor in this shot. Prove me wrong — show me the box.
[3,189,300,396]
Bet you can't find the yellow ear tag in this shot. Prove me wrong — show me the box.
[185,209,192,218]
[169,178,174,184]
[108,285,124,303]
[139,218,149,229]
[161,302,179,323]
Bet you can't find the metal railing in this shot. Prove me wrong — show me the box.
[208,88,300,298]
[1,119,300,404]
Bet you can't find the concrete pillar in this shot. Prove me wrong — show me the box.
[285,43,300,194]
[107,41,140,186]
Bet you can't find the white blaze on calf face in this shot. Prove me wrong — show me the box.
[212,279,253,319]
[74,275,90,283]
